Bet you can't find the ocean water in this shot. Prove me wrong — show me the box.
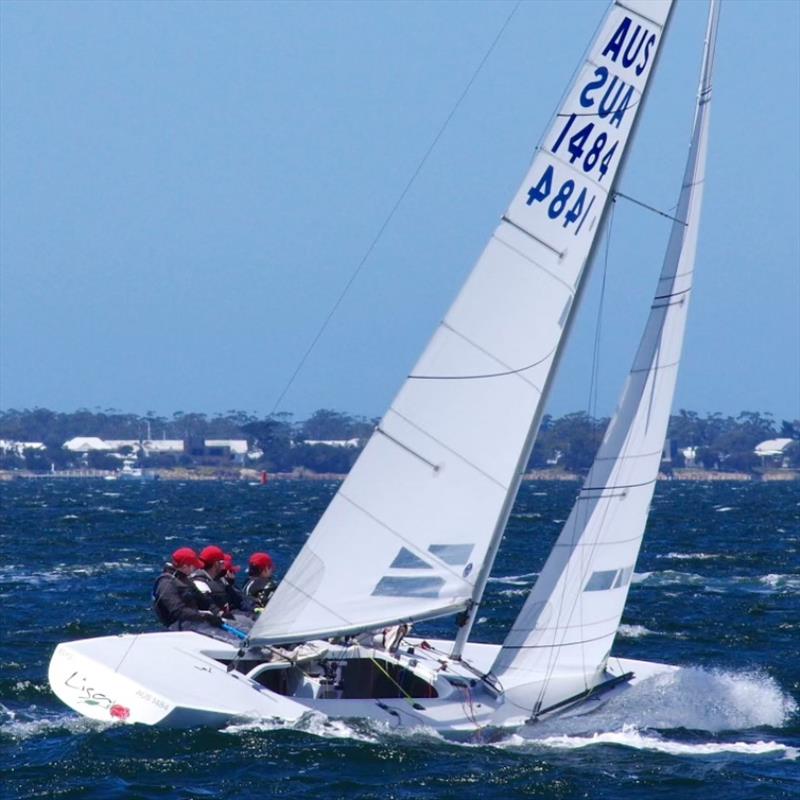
[1,478,797,799]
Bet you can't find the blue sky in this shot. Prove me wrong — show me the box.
[1,0,798,423]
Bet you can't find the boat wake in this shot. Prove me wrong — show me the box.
[221,666,797,760]
[501,725,797,759]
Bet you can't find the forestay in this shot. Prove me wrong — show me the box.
[250,0,674,647]
[492,0,719,709]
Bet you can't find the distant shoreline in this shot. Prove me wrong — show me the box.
[2,467,797,483]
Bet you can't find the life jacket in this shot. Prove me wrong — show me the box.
[152,573,173,626]
[152,567,201,626]
[243,576,277,608]
[190,569,230,614]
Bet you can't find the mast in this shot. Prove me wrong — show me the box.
[451,0,676,658]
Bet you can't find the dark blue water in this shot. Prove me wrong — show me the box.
[1,479,798,799]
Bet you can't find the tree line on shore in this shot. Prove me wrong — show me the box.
[0,407,797,474]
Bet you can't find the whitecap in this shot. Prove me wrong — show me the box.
[659,552,724,561]
[617,624,657,638]
[499,588,529,597]
[489,572,538,586]
[633,570,706,587]
[759,573,800,592]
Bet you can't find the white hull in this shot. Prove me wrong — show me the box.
[49,631,676,730]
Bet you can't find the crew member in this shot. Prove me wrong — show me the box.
[222,552,254,613]
[152,547,234,640]
[191,545,233,614]
[243,552,278,610]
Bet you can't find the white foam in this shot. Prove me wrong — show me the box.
[224,711,381,743]
[659,552,724,561]
[489,572,538,586]
[617,624,656,638]
[503,724,797,759]
[0,708,112,740]
[760,573,800,592]
[541,666,798,734]
[633,570,707,587]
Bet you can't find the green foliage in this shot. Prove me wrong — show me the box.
[0,407,796,476]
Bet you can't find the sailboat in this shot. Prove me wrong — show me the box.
[48,0,720,729]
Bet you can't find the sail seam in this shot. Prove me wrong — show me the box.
[615,0,665,29]
[630,359,680,375]
[555,93,642,119]
[408,321,550,388]
[550,533,649,547]
[386,407,509,491]
[507,612,623,634]
[501,629,616,651]
[590,447,665,462]
[579,477,656,492]
[548,146,615,193]
[653,287,691,302]
[500,215,563,258]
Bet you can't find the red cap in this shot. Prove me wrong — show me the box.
[223,553,240,573]
[199,545,226,567]
[171,547,203,568]
[249,552,274,572]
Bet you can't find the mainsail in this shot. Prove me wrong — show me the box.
[492,0,720,712]
[250,0,674,647]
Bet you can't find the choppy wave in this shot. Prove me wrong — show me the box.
[0,560,143,585]
[632,570,800,593]
[759,573,800,592]
[658,551,726,560]
[499,588,529,597]
[489,572,538,586]
[617,624,657,638]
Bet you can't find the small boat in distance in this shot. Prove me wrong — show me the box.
[50,0,721,729]
[104,457,156,482]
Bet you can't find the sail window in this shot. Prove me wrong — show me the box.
[372,576,444,598]
[428,544,473,565]
[614,566,634,588]
[390,548,433,569]
[584,569,618,591]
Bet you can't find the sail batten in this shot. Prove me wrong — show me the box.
[249,0,674,649]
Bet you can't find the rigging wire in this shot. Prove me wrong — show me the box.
[270,1,522,415]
